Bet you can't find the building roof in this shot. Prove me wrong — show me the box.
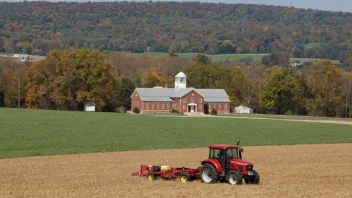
[175,71,186,78]
[133,87,230,103]
[134,88,174,102]
[196,89,229,98]
[204,97,231,103]
[170,88,195,98]
[136,88,174,97]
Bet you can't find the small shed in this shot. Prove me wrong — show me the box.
[14,54,29,62]
[84,102,96,112]
[234,105,253,114]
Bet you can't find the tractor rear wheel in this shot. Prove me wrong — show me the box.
[180,172,191,183]
[147,173,156,181]
[200,164,219,183]
[226,170,242,185]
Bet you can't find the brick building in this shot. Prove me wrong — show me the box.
[130,72,231,114]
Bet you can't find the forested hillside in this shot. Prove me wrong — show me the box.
[0,1,352,62]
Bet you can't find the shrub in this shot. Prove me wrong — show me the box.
[114,106,127,113]
[284,110,292,115]
[133,107,140,114]
[210,109,217,115]
[171,109,180,113]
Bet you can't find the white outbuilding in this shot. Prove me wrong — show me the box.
[84,102,96,112]
[234,105,253,114]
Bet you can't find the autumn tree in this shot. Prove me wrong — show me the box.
[241,64,264,111]
[105,77,135,112]
[192,54,212,65]
[0,57,27,108]
[142,66,171,88]
[306,60,343,117]
[293,71,312,115]
[261,53,290,67]
[25,48,115,111]
[259,66,296,114]
[342,73,352,117]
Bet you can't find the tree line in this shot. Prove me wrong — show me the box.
[1,2,352,63]
[1,48,352,117]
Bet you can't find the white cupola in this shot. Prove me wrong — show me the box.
[175,71,187,90]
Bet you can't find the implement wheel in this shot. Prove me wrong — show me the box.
[200,163,219,183]
[180,172,191,183]
[147,173,156,181]
[226,170,242,185]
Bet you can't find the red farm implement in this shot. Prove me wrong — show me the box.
[132,142,261,185]
[132,165,200,183]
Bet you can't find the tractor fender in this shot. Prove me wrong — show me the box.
[201,159,223,173]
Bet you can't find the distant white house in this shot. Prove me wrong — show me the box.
[234,105,253,114]
[84,102,96,112]
[291,62,303,67]
[14,54,29,62]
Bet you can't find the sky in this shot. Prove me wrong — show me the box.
[1,0,352,13]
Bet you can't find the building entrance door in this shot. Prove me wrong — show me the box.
[188,103,197,113]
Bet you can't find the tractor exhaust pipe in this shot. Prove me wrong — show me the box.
[237,141,243,159]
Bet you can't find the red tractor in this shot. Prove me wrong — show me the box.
[200,141,260,185]
[132,142,260,185]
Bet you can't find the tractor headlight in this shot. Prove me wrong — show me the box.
[247,171,253,175]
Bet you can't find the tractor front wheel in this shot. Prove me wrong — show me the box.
[245,170,260,184]
[180,172,191,183]
[200,164,219,183]
[226,170,242,185]
[250,170,260,184]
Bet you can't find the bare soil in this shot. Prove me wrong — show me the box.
[1,144,352,198]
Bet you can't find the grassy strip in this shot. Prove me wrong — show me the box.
[0,108,351,158]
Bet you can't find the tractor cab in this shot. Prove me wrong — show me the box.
[200,141,260,185]
[209,145,242,161]
[207,143,245,174]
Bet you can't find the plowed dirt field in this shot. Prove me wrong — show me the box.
[1,144,351,198]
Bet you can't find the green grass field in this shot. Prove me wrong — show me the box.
[304,43,327,50]
[0,52,13,56]
[127,52,269,62]
[127,52,342,64]
[223,113,352,121]
[1,108,351,158]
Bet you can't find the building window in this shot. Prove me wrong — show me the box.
[198,98,202,103]
[219,104,222,110]
[190,97,195,103]
[171,104,174,109]
[136,102,139,108]
[209,104,212,109]
[146,103,149,110]
[183,104,186,109]
[183,98,187,103]
[224,104,227,110]
[152,103,154,109]
[162,103,165,110]
[199,105,202,110]
[157,103,159,109]
[167,103,170,109]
